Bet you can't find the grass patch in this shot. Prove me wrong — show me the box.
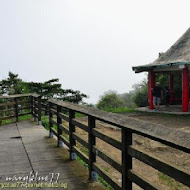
[41,115,49,130]
[158,172,190,190]
[76,156,114,190]
[1,114,31,125]
[76,112,86,118]
[19,114,31,121]
[103,107,135,113]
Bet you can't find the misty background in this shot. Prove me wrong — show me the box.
[0,0,190,103]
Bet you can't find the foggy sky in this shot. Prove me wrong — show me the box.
[0,0,190,103]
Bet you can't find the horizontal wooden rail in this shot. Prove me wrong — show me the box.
[128,146,190,187]
[72,118,89,132]
[59,124,69,135]
[73,132,88,148]
[92,128,122,150]
[93,163,121,190]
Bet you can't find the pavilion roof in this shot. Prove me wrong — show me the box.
[133,27,190,73]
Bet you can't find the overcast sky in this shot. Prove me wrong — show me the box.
[0,0,190,103]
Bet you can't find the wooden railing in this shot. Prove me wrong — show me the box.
[0,94,190,190]
[48,98,190,190]
[0,93,41,125]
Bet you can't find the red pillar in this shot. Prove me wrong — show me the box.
[182,67,189,112]
[148,70,155,109]
[169,74,174,105]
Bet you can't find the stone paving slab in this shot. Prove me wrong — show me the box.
[0,120,106,190]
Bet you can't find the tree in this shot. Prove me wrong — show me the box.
[132,79,148,107]
[97,93,125,110]
[0,72,87,104]
[0,72,22,95]
[24,78,87,104]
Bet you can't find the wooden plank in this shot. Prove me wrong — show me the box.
[88,116,96,180]
[14,98,18,122]
[18,106,31,110]
[59,124,69,135]
[60,135,70,148]
[17,100,30,105]
[73,145,89,164]
[72,118,89,132]
[30,96,34,117]
[73,132,89,149]
[33,113,38,118]
[92,128,122,150]
[57,105,62,147]
[122,128,132,190]
[0,93,32,99]
[50,108,57,115]
[58,112,69,122]
[50,118,58,126]
[128,146,190,187]
[93,163,121,190]
[31,93,41,98]
[34,102,38,107]
[0,102,15,107]
[1,115,15,120]
[41,102,47,107]
[69,110,76,159]
[51,128,58,137]
[49,102,53,136]
[37,96,41,122]
[93,146,121,172]
[34,107,38,114]
[128,170,159,190]
[0,108,15,113]
[18,112,32,117]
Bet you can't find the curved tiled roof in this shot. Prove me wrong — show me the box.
[133,28,190,72]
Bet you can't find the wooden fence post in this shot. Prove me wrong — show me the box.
[49,102,53,138]
[69,109,76,160]
[88,116,97,181]
[31,96,34,118]
[34,97,37,122]
[57,105,63,147]
[37,96,41,125]
[0,112,2,126]
[14,98,18,122]
[122,128,132,190]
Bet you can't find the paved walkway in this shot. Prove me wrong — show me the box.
[0,120,105,190]
[135,105,190,115]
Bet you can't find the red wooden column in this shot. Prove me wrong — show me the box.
[182,67,189,112]
[169,74,174,105]
[148,70,155,109]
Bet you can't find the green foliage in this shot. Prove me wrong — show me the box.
[0,71,87,104]
[97,93,125,110]
[41,115,49,130]
[76,156,114,190]
[158,172,190,190]
[118,92,135,107]
[132,79,148,107]
[24,79,87,104]
[103,107,135,113]
[1,114,31,125]
[0,71,22,95]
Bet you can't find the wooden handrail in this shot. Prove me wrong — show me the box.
[48,98,190,190]
[48,98,190,153]
[0,93,41,125]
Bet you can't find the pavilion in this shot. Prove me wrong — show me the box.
[132,28,190,112]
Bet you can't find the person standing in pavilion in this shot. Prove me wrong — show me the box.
[153,82,163,111]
